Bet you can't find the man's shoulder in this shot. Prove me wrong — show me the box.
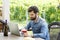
[39,17,46,22]
[39,17,48,25]
[27,20,33,24]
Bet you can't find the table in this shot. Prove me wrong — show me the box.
[0,32,44,40]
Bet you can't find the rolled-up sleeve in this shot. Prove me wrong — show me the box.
[33,22,48,39]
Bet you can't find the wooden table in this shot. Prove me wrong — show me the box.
[0,32,44,40]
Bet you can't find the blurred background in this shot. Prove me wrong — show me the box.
[0,0,60,40]
[0,0,60,25]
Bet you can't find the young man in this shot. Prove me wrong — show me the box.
[21,6,50,40]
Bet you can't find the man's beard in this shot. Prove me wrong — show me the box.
[30,16,36,20]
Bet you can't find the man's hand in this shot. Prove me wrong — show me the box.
[24,32,28,37]
[21,29,34,37]
[21,29,28,37]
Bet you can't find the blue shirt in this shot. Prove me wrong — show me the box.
[25,17,50,40]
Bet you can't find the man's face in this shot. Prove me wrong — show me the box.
[29,11,37,20]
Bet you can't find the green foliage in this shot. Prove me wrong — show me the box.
[45,6,57,23]
[9,0,60,23]
[0,0,2,5]
[10,6,26,22]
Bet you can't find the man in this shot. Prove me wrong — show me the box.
[21,6,50,40]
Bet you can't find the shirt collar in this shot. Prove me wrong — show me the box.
[32,17,40,24]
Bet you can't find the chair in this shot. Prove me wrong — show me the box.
[48,22,60,40]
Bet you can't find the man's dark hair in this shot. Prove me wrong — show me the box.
[28,6,39,14]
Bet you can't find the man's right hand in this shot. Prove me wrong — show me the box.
[21,29,28,37]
